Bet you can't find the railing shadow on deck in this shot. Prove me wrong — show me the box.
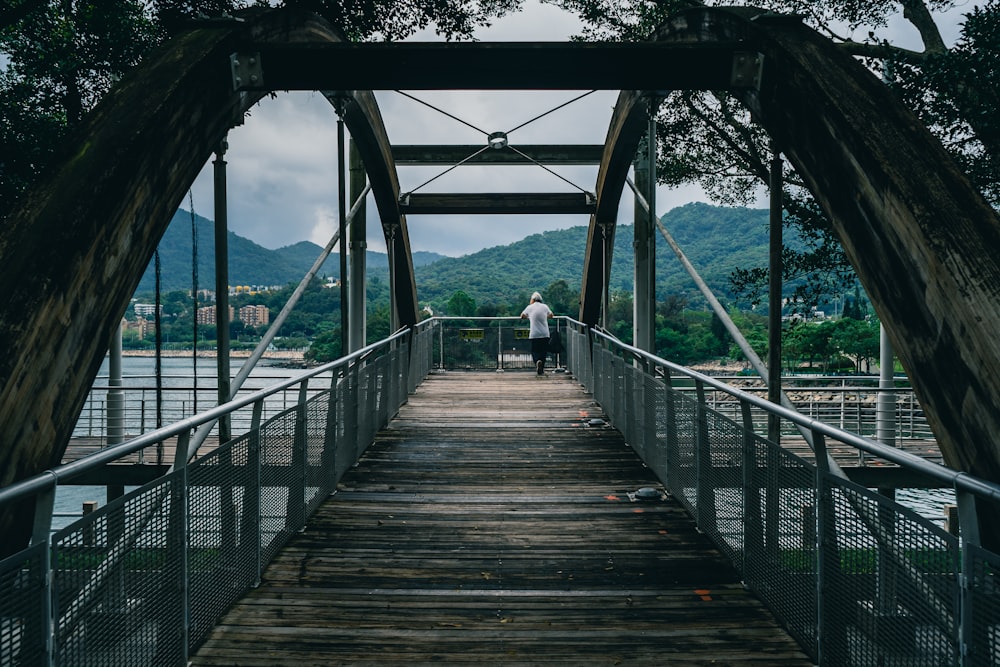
[2,316,1000,665]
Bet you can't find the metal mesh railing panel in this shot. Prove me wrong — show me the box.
[639,372,665,478]
[622,363,641,454]
[821,479,959,666]
[187,434,258,651]
[666,387,699,517]
[53,473,185,666]
[968,543,1000,666]
[741,434,818,659]
[259,408,297,562]
[305,390,332,515]
[332,375,353,482]
[357,363,376,459]
[434,321,540,371]
[410,324,434,390]
[697,405,745,565]
[566,327,593,390]
[0,543,47,667]
[372,354,390,434]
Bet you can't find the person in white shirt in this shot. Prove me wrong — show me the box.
[520,291,554,375]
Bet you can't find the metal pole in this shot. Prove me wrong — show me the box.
[214,139,232,443]
[338,119,348,359]
[767,144,783,444]
[601,224,610,331]
[876,323,896,446]
[348,138,367,353]
[633,109,656,352]
[107,321,125,503]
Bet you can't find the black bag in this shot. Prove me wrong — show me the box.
[547,330,563,354]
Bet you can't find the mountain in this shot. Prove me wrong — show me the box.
[138,203,789,310]
[135,210,445,294]
[414,202,785,308]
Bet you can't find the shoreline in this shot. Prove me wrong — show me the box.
[120,349,306,361]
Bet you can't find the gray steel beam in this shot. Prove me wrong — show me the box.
[399,192,595,215]
[391,144,605,165]
[235,42,758,91]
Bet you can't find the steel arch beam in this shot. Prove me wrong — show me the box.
[655,8,1000,495]
[579,90,653,325]
[323,91,418,328]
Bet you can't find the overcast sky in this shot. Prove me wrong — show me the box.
[185,0,972,257]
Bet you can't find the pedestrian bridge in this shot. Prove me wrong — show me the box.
[3,319,999,665]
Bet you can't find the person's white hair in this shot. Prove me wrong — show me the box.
[531,291,543,302]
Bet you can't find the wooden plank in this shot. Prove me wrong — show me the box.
[190,371,812,665]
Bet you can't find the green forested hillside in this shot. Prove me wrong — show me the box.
[415,202,781,312]
[138,203,789,314]
[135,210,442,294]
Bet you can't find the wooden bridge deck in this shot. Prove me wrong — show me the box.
[190,370,812,666]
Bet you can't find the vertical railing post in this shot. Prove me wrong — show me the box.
[249,399,263,587]
[175,429,191,665]
[813,428,829,666]
[288,379,309,530]
[31,473,57,667]
[643,359,657,470]
[323,369,340,491]
[957,489,980,666]
[694,379,716,533]
[346,361,360,462]
[438,321,444,370]
[741,400,762,583]
[813,429,845,665]
[662,371,678,492]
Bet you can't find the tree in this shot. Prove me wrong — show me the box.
[446,290,477,317]
[549,0,999,307]
[0,0,522,217]
[830,317,880,373]
[0,1,158,214]
[544,279,579,316]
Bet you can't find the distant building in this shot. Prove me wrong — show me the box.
[239,305,270,327]
[123,317,154,340]
[196,305,234,325]
[134,303,161,317]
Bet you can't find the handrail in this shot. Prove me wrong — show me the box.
[586,324,1000,504]
[0,328,410,508]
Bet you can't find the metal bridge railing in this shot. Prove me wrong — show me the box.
[563,319,1000,667]
[0,323,434,666]
[428,316,570,371]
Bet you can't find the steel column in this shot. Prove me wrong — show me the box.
[876,324,896,445]
[214,139,232,443]
[338,119,348,358]
[348,138,367,353]
[632,114,656,352]
[767,145,783,444]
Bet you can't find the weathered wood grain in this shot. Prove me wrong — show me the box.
[190,371,812,665]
